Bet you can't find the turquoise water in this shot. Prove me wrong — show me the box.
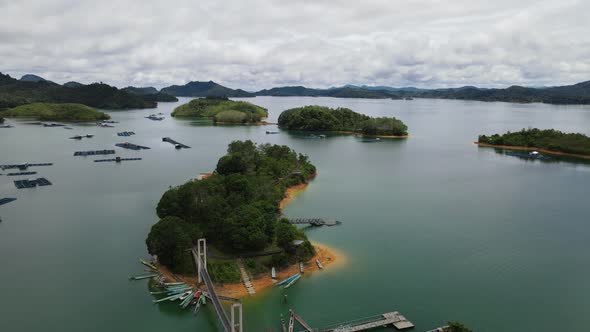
[1,97,590,331]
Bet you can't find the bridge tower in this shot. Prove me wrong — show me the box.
[231,303,243,332]
[197,238,207,283]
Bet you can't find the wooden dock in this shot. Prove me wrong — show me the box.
[288,218,340,226]
[324,312,414,332]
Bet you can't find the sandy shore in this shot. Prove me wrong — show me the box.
[333,130,409,139]
[279,182,309,209]
[214,121,277,126]
[475,142,590,160]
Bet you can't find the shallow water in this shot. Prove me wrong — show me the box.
[1,97,589,332]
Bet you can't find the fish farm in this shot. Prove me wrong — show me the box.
[0,198,17,206]
[117,131,135,137]
[14,178,53,189]
[0,163,53,171]
[74,150,116,156]
[115,142,151,150]
[6,171,37,176]
[162,137,190,149]
[69,134,94,140]
[94,157,142,163]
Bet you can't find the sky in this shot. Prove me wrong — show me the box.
[1,0,589,90]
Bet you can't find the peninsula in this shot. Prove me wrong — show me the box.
[147,141,322,287]
[2,103,110,122]
[171,96,269,124]
[477,128,590,158]
[278,105,408,137]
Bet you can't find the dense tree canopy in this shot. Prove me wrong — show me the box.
[148,140,316,272]
[278,105,408,136]
[445,322,472,332]
[478,128,590,156]
[171,97,268,123]
[2,103,110,121]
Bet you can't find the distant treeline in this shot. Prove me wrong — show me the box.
[478,128,590,156]
[147,141,316,273]
[278,105,408,136]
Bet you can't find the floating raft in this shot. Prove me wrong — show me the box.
[7,171,37,176]
[69,134,94,140]
[94,157,142,163]
[42,123,65,127]
[115,142,150,150]
[0,198,17,206]
[162,137,190,149]
[145,115,164,121]
[117,131,135,137]
[14,178,52,189]
[0,124,14,128]
[0,163,53,170]
[505,151,551,160]
[266,131,280,134]
[74,150,115,156]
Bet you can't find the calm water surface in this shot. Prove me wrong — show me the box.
[1,97,590,332]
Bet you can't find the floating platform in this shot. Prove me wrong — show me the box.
[7,171,37,176]
[14,178,52,189]
[97,123,114,127]
[145,115,164,121]
[0,124,14,128]
[69,134,94,140]
[0,163,53,171]
[505,151,551,160]
[42,123,65,127]
[95,157,142,163]
[288,218,340,226]
[266,131,280,134]
[324,312,414,332]
[74,150,115,156]
[115,142,150,150]
[117,131,135,137]
[0,198,17,206]
[162,137,190,149]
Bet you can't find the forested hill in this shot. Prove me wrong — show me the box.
[0,72,156,109]
[161,80,254,97]
[255,86,403,99]
[122,86,178,102]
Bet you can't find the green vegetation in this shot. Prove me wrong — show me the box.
[122,86,178,102]
[147,140,316,274]
[278,105,408,136]
[0,72,156,110]
[172,97,268,123]
[2,103,110,121]
[207,261,241,283]
[161,81,253,97]
[478,128,590,156]
[0,117,4,124]
[444,322,472,332]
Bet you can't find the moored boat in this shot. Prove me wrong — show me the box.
[283,274,301,289]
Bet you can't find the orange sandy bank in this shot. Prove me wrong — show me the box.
[279,182,309,209]
[475,142,590,160]
[214,121,277,126]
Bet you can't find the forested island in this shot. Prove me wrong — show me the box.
[478,128,590,157]
[146,141,317,281]
[2,103,110,121]
[171,97,268,124]
[0,72,159,110]
[278,105,408,137]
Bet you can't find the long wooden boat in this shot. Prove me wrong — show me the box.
[283,274,301,289]
[129,273,159,280]
[276,273,300,286]
[140,259,157,270]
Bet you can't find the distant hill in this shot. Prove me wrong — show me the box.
[20,74,49,83]
[0,72,156,109]
[123,86,159,95]
[255,86,402,99]
[63,81,84,88]
[161,81,253,97]
[123,86,178,102]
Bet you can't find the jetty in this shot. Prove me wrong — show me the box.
[115,142,150,150]
[94,157,142,163]
[323,312,414,332]
[1,163,53,171]
[162,137,191,149]
[287,218,340,226]
[0,198,17,206]
[117,131,135,137]
[6,171,37,176]
[74,150,115,156]
[14,178,52,189]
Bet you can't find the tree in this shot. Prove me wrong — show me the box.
[145,216,194,273]
[445,321,472,332]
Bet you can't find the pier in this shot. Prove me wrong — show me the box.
[6,171,37,176]
[162,137,191,149]
[288,218,340,226]
[115,142,151,150]
[0,198,17,206]
[323,312,414,332]
[0,163,53,170]
[94,157,142,163]
[74,150,115,156]
[14,178,52,189]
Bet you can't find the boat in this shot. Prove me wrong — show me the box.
[299,262,304,273]
[153,292,184,303]
[163,282,185,286]
[140,259,157,270]
[193,300,201,315]
[180,291,195,308]
[129,273,159,280]
[271,267,277,279]
[266,131,280,134]
[316,259,323,269]
[283,274,301,289]
[70,135,83,140]
[85,134,94,138]
[178,290,193,301]
[276,273,300,286]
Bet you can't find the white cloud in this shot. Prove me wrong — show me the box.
[0,0,588,90]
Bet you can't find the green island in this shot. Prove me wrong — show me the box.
[478,128,590,157]
[2,103,110,122]
[171,96,268,124]
[146,140,316,282]
[277,105,408,137]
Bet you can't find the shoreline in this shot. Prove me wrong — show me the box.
[475,142,590,160]
[334,130,409,139]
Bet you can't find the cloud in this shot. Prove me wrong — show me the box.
[0,0,588,90]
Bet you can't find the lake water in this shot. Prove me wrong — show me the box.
[1,97,590,332]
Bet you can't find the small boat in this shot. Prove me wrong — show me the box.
[153,292,184,303]
[271,267,277,279]
[316,259,324,270]
[163,282,185,286]
[180,291,195,308]
[178,291,192,301]
[299,262,304,273]
[266,131,280,134]
[283,274,301,289]
[276,273,300,286]
[140,259,157,270]
[193,300,201,315]
[70,135,83,140]
[129,273,159,280]
[85,134,94,138]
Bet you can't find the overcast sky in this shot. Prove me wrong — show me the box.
[1,0,589,90]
